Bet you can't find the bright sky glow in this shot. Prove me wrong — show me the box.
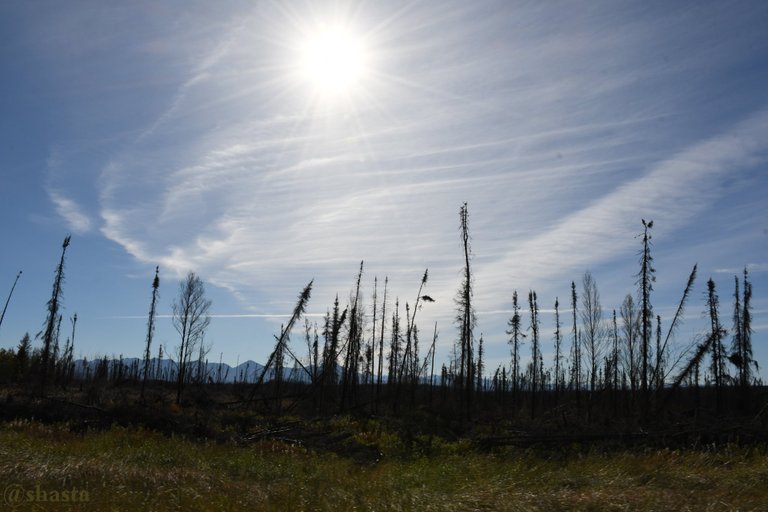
[0,1,766,378]
[297,25,369,98]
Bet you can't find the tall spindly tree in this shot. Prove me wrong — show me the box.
[553,297,563,398]
[506,290,525,406]
[455,202,476,413]
[528,290,542,418]
[730,268,757,390]
[173,272,211,404]
[638,219,655,400]
[39,235,71,395]
[141,266,160,400]
[580,271,604,393]
[706,278,727,412]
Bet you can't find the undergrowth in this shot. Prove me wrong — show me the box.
[1,419,767,511]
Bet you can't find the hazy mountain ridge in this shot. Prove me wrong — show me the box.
[68,357,311,384]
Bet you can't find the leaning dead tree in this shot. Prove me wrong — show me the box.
[649,264,697,390]
[0,270,22,334]
[249,280,313,404]
[39,235,71,395]
[141,266,160,400]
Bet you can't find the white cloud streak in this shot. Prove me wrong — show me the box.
[714,263,768,274]
[49,191,92,235]
[86,1,768,365]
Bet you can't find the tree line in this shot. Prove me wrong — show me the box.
[0,205,762,427]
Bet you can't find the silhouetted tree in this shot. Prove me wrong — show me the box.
[341,262,364,410]
[376,277,388,398]
[455,203,476,414]
[141,266,160,400]
[581,272,604,393]
[60,313,77,386]
[39,235,71,394]
[52,314,62,379]
[605,309,619,415]
[650,264,697,391]
[388,300,401,388]
[0,270,22,334]
[173,272,212,404]
[706,278,727,412]
[506,290,525,407]
[638,219,655,402]
[621,294,640,396]
[553,297,563,399]
[15,332,31,380]
[570,281,581,394]
[654,315,663,392]
[610,309,619,393]
[371,277,378,392]
[476,334,484,392]
[304,318,319,385]
[730,268,757,391]
[528,291,542,418]
[251,281,313,407]
[399,269,432,402]
[427,322,438,403]
[322,296,346,392]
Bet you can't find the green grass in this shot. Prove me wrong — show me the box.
[1,420,767,511]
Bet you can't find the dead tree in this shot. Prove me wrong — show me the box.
[706,278,727,412]
[39,235,71,395]
[249,280,313,407]
[506,290,525,409]
[455,202,476,416]
[0,270,22,333]
[638,219,655,405]
[141,266,160,400]
[173,272,211,404]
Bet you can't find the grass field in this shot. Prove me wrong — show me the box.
[1,419,767,511]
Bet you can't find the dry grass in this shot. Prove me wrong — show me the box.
[1,419,767,511]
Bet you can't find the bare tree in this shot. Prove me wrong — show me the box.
[553,297,563,399]
[39,235,71,394]
[638,219,655,400]
[706,278,727,412]
[581,271,605,393]
[650,264,697,390]
[173,272,212,404]
[250,280,313,408]
[507,290,525,407]
[141,266,160,400]
[569,281,581,393]
[341,262,364,410]
[399,269,432,391]
[476,334,484,392]
[730,268,757,391]
[528,290,542,418]
[620,294,640,395]
[455,202,476,413]
[0,270,22,334]
[376,277,388,397]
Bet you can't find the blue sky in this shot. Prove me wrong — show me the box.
[1,1,766,378]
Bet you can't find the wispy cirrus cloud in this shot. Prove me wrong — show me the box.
[469,108,768,310]
[49,191,92,235]
[88,1,768,364]
[715,263,768,274]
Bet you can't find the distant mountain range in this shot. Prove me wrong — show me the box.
[71,357,315,384]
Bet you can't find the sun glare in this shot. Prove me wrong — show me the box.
[298,25,369,98]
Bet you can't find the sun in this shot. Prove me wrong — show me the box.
[297,24,369,99]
